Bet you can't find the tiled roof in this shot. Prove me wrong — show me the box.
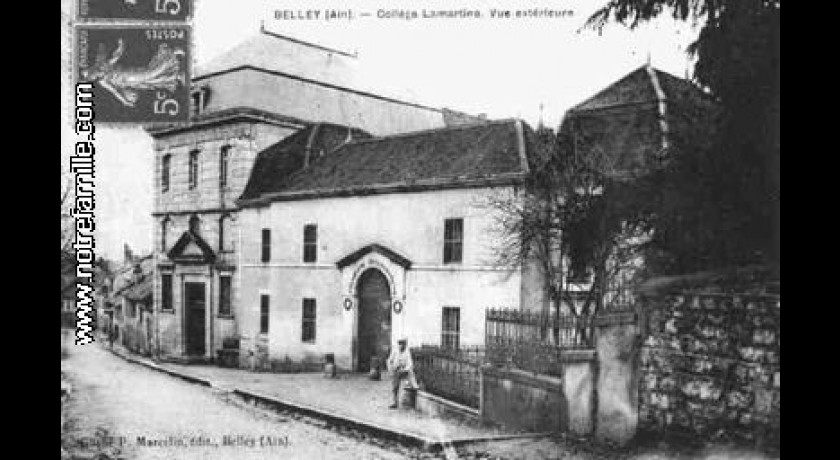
[561,65,719,175]
[568,64,712,113]
[239,123,372,201]
[123,279,152,303]
[239,119,531,205]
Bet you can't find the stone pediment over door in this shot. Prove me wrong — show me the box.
[336,244,411,304]
[167,231,216,265]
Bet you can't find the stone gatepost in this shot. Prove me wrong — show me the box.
[594,310,641,445]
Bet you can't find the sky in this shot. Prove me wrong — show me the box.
[61,0,700,261]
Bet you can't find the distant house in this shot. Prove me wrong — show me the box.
[110,255,154,355]
[235,119,537,371]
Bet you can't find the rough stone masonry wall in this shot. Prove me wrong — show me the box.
[638,288,780,449]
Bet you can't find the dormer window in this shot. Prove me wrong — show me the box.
[190,86,209,118]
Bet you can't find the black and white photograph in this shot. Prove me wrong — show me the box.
[61,0,780,458]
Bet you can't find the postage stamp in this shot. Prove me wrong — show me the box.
[76,25,191,123]
[78,0,192,22]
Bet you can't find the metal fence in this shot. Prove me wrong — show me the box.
[412,345,484,409]
[485,308,595,377]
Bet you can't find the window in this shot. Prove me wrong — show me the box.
[219,276,231,316]
[161,274,173,311]
[190,88,206,118]
[219,215,233,252]
[260,294,270,334]
[261,229,271,262]
[441,307,460,350]
[188,150,199,189]
[443,218,463,264]
[302,298,316,343]
[160,217,171,252]
[189,215,201,236]
[161,154,171,192]
[303,224,317,263]
[219,145,231,189]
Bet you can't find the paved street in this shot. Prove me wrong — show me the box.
[60,330,775,460]
[60,330,421,460]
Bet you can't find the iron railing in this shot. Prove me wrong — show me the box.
[412,345,484,409]
[485,308,595,377]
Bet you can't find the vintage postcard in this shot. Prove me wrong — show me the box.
[61,0,780,459]
[79,0,193,22]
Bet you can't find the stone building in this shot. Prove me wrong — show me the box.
[146,28,481,362]
[235,119,537,371]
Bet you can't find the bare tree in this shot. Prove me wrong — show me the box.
[485,123,649,342]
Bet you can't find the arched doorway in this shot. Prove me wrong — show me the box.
[357,269,392,372]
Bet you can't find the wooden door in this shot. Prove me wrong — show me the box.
[357,269,392,372]
[184,282,206,356]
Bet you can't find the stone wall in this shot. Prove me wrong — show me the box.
[480,366,567,433]
[479,350,596,435]
[594,311,641,445]
[637,274,780,449]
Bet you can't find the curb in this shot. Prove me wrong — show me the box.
[105,344,554,452]
[106,346,213,388]
[232,388,442,450]
[444,432,557,448]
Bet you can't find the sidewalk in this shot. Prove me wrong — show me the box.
[104,343,547,451]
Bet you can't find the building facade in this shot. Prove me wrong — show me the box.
[147,29,481,362]
[235,119,536,371]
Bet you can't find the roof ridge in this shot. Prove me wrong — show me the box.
[340,118,517,146]
[259,26,357,59]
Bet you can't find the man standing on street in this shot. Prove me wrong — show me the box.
[387,337,418,409]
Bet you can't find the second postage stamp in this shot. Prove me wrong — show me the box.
[76,25,191,123]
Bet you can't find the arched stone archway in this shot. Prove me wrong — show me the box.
[356,268,392,372]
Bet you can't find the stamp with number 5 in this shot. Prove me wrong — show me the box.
[76,25,191,123]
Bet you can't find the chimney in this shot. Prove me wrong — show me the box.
[132,263,143,283]
[123,244,134,264]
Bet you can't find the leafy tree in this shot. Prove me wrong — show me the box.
[587,0,780,273]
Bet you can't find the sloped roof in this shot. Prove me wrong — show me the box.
[239,119,531,205]
[240,123,372,201]
[111,255,154,300]
[561,65,719,175]
[123,279,152,303]
[195,29,359,87]
[568,64,712,113]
